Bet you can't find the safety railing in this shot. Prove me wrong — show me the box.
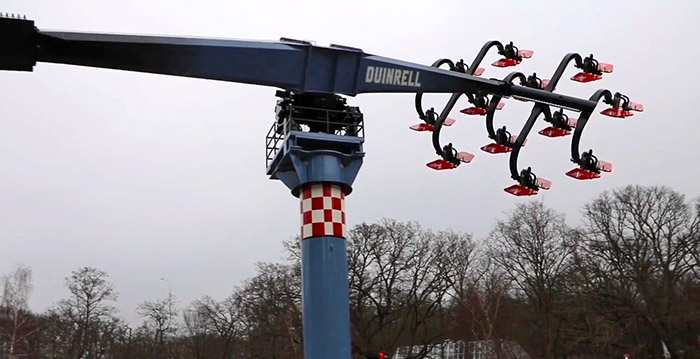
[265,104,364,167]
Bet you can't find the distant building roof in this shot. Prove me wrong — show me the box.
[392,339,531,359]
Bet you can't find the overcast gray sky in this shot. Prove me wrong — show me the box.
[1,0,698,325]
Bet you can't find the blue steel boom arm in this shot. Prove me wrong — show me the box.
[1,16,596,112]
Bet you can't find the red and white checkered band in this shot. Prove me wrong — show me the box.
[300,183,346,239]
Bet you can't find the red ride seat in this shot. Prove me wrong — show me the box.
[426,152,474,170]
[409,118,455,132]
[566,160,612,180]
[481,135,526,154]
[504,177,550,196]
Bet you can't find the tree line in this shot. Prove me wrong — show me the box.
[1,185,698,359]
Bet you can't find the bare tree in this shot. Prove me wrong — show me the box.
[238,262,302,359]
[190,294,244,359]
[0,264,38,358]
[182,306,211,359]
[348,219,470,358]
[437,232,479,305]
[579,185,700,359]
[488,201,574,359]
[49,266,119,359]
[12,207,692,359]
[437,234,511,351]
[137,293,178,358]
[462,258,512,358]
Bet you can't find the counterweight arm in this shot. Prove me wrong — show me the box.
[0,15,596,111]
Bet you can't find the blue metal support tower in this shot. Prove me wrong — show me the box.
[265,91,364,358]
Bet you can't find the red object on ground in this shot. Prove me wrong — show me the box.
[473,67,485,76]
[571,72,603,82]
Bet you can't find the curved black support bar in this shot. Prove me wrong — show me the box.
[544,53,583,91]
[458,41,506,105]
[508,105,552,180]
[468,40,504,72]
[416,41,505,122]
[486,71,527,139]
[506,53,588,181]
[460,40,505,105]
[432,58,456,69]
[431,93,462,155]
[430,41,506,156]
[570,89,613,163]
[415,58,456,119]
